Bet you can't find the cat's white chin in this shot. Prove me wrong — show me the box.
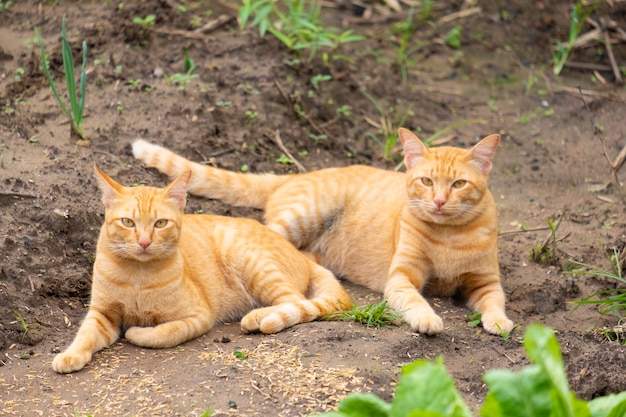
[427,211,449,223]
[130,251,155,262]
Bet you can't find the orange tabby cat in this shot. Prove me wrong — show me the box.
[132,128,514,336]
[52,167,351,374]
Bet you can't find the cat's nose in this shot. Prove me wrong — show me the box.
[434,199,446,209]
[138,239,151,250]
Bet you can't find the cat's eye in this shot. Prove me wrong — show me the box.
[452,180,467,188]
[121,218,135,227]
[421,177,433,186]
[154,219,168,228]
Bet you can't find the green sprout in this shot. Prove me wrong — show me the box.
[276,154,293,164]
[233,350,248,359]
[132,14,155,29]
[12,310,45,342]
[530,217,560,264]
[390,6,428,84]
[445,26,462,49]
[166,47,199,90]
[40,16,88,139]
[466,311,482,328]
[310,73,332,90]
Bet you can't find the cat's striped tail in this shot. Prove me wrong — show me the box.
[132,139,289,209]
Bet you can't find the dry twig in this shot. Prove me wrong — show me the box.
[264,130,307,173]
[273,80,329,138]
[578,86,626,187]
[567,16,626,83]
[0,191,37,199]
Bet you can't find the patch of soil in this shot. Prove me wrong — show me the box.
[1,0,626,415]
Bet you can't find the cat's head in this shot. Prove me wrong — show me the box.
[398,128,499,225]
[94,166,191,262]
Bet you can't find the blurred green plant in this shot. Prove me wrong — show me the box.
[445,25,462,49]
[132,14,155,30]
[388,6,429,84]
[0,0,13,12]
[166,47,198,90]
[238,0,364,67]
[552,0,597,75]
[361,90,415,162]
[40,16,88,139]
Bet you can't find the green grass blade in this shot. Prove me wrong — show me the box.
[40,44,71,118]
[361,89,385,118]
[78,40,87,123]
[61,17,78,125]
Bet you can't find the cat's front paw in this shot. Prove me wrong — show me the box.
[52,350,92,374]
[481,313,514,335]
[404,306,444,335]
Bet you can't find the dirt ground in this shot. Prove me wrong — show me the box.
[1,0,626,416]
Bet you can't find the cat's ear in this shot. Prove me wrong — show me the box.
[398,128,428,170]
[94,165,123,207]
[468,134,500,175]
[164,170,191,211]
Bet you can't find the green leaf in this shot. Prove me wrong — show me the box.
[406,412,447,417]
[268,27,294,48]
[589,393,626,417]
[78,40,87,124]
[336,393,391,417]
[61,16,78,122]
[481,366,553,417]
[445,26,462,49]
[40,45,70,118]
[523,324,575,416]
[238,0,252,29]
[391,358,472,417]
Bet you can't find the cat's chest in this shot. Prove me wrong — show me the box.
[120,287,174,327]
[96,266,185,327]
[423,228,496,279]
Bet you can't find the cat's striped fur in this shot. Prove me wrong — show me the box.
[132,128,514,336]
[52,167,351,373]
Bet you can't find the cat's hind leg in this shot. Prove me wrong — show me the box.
[241,265,350,334]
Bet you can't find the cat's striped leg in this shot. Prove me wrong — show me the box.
[241,265,350,334]
[384,273,444,335]
[241,297,312,334]
[463,272,514,335]
[384,224,443,335]
[52,307,121,373]
[124,311,215,348]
